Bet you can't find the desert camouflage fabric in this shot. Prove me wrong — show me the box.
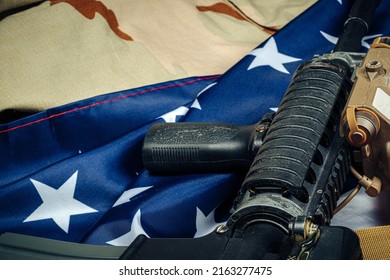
[0,0,316,111]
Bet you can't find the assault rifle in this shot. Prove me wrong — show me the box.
[121,0,389,260]
[0,0,388,260]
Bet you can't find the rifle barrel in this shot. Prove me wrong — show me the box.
[334,0,382,52]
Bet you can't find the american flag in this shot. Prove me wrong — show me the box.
[1,0,389,247]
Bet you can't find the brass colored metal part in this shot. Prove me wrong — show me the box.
[341,36,390,191]
[371,37,390,49]
[343,107,380,147]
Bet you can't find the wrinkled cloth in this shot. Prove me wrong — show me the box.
[0,0,315,111]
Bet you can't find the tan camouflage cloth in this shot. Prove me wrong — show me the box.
[0,0,316,111]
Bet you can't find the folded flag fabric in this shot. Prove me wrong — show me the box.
[1,0,390,247]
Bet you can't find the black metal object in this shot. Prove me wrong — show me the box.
[234,58,352,226]
[334,0,382,52]
[121,0,381,260]
[120,225,361,260]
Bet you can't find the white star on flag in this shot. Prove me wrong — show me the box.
[158,82,218,122]
[113,186,153,207]
[247,37,301,74]
[106,209,148,246]
[158,106,189,123]
[320,31,382,49]
[24,171,98,233]
[190,82,217,110]
[194,207,223,238]
[320,31,339,45]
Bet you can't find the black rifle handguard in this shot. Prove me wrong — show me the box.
[240,59,352,204]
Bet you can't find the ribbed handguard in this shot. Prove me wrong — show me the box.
[242,58,352,203]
